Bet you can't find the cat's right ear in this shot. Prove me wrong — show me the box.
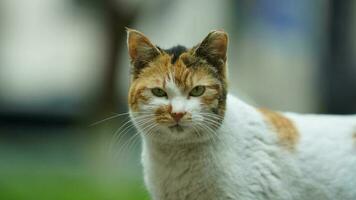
[127,28,161,73]
[193,30,228,73]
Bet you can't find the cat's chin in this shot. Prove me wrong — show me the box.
[142,124,213,145]
[168,124,185,133]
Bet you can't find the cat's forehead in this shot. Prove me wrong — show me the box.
[160,45,188,64]
[139,53,218,91]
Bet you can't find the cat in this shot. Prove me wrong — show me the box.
[126,28,356,200]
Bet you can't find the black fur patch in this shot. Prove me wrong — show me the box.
[162,45,188,64]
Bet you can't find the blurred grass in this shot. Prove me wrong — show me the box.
[0,125,149,200]
[0,168,148,200]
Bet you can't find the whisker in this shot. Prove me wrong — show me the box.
[117,132,140,158]
[108,114,154,155]
[90,111,153,127]
[192,125,202,138]
[113,115,155,145]
[199,121,230,151]
[195,123,217,144]
[111,116,156,160]
[90,112,130,127]
[201,118,222,127]
[198,112,224,120]
[127,132,142,153]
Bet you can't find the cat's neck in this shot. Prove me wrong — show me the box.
[142,136,217,165]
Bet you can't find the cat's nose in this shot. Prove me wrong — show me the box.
[171,112,186,122]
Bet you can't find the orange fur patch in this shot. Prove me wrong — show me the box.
[259,108,299,151]
[155,105,172,123]
[128,83,149,111]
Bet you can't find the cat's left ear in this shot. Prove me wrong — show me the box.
[127,28,161,75]
[194,30,228,69]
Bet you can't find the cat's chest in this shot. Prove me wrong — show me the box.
[155,162,212,199]
[142,148,229,200]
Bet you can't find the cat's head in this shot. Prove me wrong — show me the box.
[127,29,228,144]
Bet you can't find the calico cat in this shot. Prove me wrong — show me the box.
[126,28,356,200]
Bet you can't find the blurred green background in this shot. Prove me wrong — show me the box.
[0,0,356,199]
[0,122,148,200]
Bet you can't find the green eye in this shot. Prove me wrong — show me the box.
[151,88,167,97]
[189,86,206,97]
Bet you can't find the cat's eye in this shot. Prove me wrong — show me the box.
[151,88,167,97]
[189,86,206,97]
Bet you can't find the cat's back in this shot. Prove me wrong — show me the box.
[284,112,356,154]
[285,112,356,199]
[285,112,356,135]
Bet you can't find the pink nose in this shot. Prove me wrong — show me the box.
[171,112,186,122]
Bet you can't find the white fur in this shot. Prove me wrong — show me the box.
[133,93,356,200]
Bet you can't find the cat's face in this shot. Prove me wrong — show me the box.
[127,29,228,144]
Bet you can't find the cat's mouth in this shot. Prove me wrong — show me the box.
[169,124,185,132]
